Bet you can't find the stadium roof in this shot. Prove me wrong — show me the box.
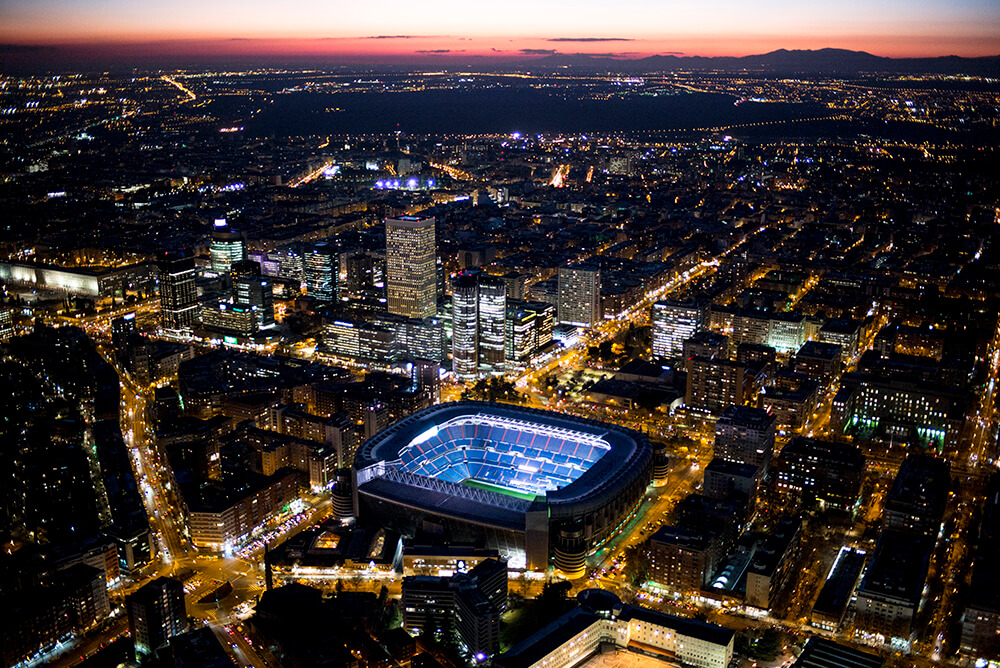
[354,401,650,513]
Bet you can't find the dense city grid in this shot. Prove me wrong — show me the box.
[1,58,999,668]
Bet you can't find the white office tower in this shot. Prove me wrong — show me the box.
[557,262,601,328]
[386,215,437,319]
[652,299,706,358]
[158,252,199,331]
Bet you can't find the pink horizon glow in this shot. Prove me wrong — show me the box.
[3,1,998,62]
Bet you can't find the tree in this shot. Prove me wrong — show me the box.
[736,628,782,661]
[623,544,652,586]
[539,579,572,604]
[462,377,525,404]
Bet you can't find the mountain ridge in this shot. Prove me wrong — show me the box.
[520,48,1000,75]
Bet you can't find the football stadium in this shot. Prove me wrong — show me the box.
[351,401,653,576]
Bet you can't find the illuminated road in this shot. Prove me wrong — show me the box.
[161,75,197,101]
[113,359,190,563]
[429,160,476,182]
[62,327,330,665]
[965,316,1000,467]
[550,164,571,188]
[214,623,270,668]
[288,159,336,188]
[44,618,129,668]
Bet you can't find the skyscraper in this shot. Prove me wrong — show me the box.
[451,270,508,378]
[305,242,339,303]
[522,301,555,350]
[652,299,706,358]
[557,262,601,328]
[452,270,480,380]
[158,252,199,331]
[209,219,246,275]
[111,311,138,355]
[386,215,437,319]
[477,275,507,369]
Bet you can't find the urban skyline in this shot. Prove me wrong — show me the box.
[1,3,999,668]
[2,0,1000,63]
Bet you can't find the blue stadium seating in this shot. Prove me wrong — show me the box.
[398,418,609,494]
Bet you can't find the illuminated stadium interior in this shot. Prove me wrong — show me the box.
[353,402,654,572]
[397,414,612,497]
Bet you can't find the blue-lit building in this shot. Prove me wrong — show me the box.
[305,241,339,303]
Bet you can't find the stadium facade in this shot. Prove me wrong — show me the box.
[351,402,653,576]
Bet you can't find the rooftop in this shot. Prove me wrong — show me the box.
[858,529,934,605]
[793,637,884,668]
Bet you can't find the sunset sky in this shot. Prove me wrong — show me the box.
[2,0,999,61]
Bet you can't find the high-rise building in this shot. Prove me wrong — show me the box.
[557,262,600,328]
[652,299,706,358]
[477,275,507,369]
[0,305,15,340]
[683,331,729,360]
[344,251,379,297]
[201,302,258,337]
[402,559,508,661]
[229,258,261,283]
[522,301,555,350]
[685,358,763,415]
[452,270,481,380]
[323,319,395,365]
[853,530,934,645]
[158,252,199,331]
[396,315,445,363]
[505,300,556,365]
[505,303,537,365]
[126,577,187,655]
[648,526,719,593]
[412,359,442,405]
[794,341,843,384]
[304,242,339,303]
[882,454,950,536]
[451,270,507,378]
[209,219,246,275]
[111,311,138,355]
[267,245,306,282]
[236,276,275,329]
[111,311,148,378]
[501,272,528,300]
[713,405,776,470]
[386,215,437,319]
[744,517,802,610]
